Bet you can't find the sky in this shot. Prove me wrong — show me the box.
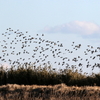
[0,0,100,75]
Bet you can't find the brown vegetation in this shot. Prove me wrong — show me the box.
[0,64,100,86]
[0,83,100,100]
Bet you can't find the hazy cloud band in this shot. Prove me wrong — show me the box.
[41,21,100,35]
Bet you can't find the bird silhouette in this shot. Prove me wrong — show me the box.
[0,28,100,75]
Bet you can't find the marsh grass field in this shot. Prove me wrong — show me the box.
[0,64,100,100]
[0,83,100,100]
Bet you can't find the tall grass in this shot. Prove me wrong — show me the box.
[0,63,100,86]
[0,83,100,100]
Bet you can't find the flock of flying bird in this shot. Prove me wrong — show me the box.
[0,28,100,74]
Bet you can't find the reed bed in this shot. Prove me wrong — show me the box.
[0,83,100,100]
[0,63,100,99]
[0,63,100,86]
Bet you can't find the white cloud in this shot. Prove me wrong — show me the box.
[41,21,100,35]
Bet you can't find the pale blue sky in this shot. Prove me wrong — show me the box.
[0,0,100,75]
[0,0,100,32]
